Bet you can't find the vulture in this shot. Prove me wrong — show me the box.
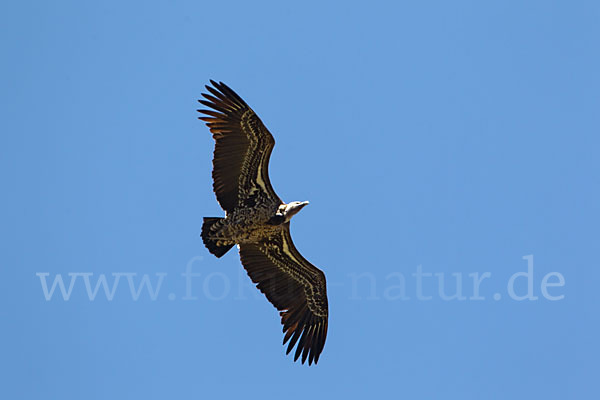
[197,80,328,365]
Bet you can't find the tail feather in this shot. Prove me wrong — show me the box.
[201,217,234,258]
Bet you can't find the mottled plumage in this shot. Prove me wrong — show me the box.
[197,80,328,365]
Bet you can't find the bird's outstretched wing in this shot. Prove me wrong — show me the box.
[238,223,329,365]
[197,80,281,213]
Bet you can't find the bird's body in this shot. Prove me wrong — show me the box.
[197,81,328,365]
[203,201,280,246]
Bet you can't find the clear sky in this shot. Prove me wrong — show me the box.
[1,1,598,399]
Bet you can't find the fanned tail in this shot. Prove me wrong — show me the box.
[201,217,234,258]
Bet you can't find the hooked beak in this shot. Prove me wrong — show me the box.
[297,201,310,211]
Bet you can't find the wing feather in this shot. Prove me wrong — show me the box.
[238,224,328,365]
[198,80,280,213]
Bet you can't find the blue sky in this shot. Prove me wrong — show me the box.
[1,0,598,398]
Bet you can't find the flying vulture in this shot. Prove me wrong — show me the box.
[197,80,328,365]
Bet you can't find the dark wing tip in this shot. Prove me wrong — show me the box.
[281,310,327,366]
[199,80,248,110]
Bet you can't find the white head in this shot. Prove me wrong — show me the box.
[281,201,309,223]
